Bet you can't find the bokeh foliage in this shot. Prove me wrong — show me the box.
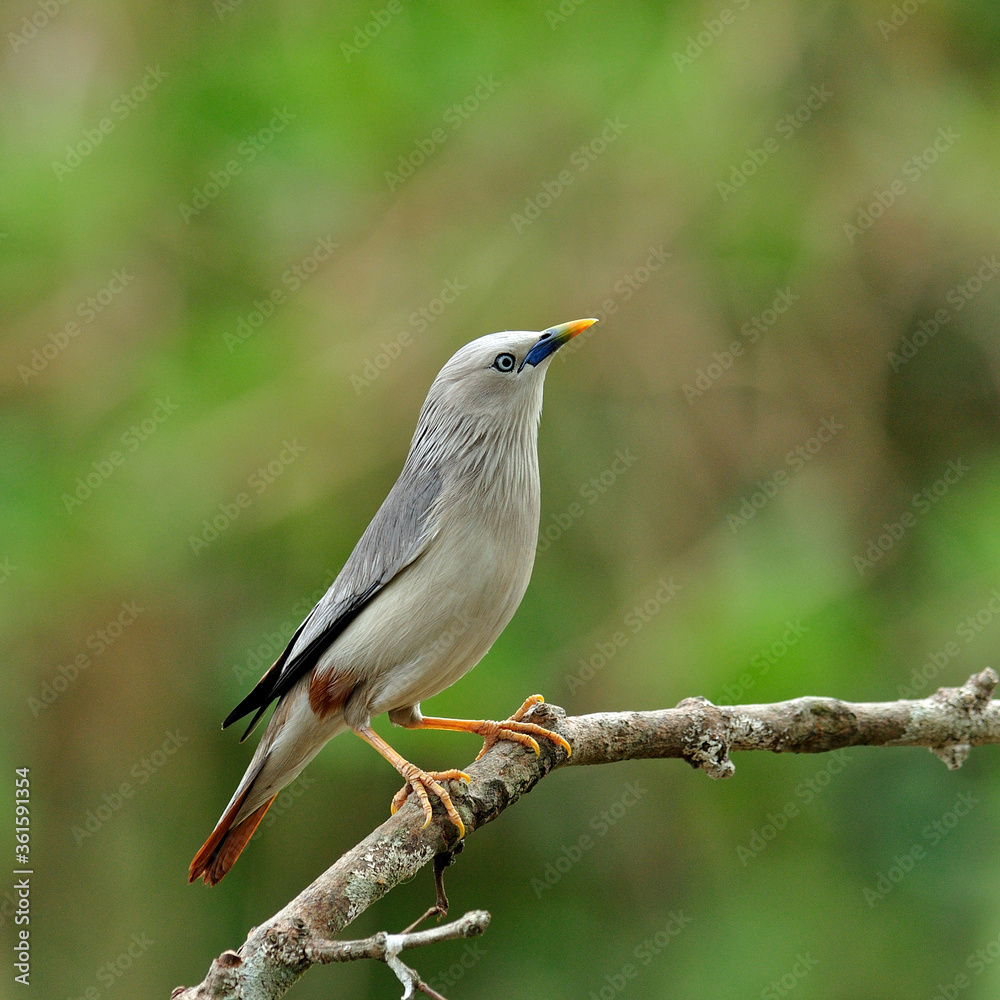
[3,0,1000,997]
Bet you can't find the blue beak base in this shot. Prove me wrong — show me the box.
[518,318,599,371]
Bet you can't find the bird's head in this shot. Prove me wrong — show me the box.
[426,319,599,424]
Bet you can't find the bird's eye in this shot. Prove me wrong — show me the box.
[492,352,516,372]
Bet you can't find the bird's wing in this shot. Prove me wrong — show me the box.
[222,461,443,740]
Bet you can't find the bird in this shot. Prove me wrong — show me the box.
[189,318,597,886]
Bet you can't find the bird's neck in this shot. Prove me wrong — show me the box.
[410,399,541,505]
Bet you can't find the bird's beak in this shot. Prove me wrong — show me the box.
[519,318,599,371]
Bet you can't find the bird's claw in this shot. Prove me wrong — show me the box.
[473,694,572,762]
[511,693,545,721]
[391,767,470,840]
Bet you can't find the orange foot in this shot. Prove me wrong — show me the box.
[366,697,572,841]
[354,726,469,839]
[407,693,573,762]
[390,766,471,838]
[469,694,572,761]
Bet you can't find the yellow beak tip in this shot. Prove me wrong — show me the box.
[564,317,599,339]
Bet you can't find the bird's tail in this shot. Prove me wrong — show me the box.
[189,753,277,886]
[191,675,347,885]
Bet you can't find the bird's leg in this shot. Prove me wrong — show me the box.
[353,726,468,839]
[406,694,573,762]
[385,696,570,827]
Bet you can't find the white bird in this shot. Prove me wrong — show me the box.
[190,318,596,885]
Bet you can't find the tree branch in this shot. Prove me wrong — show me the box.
[172,668,999,999]
[305,908,489,999]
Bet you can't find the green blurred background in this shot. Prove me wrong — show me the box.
[3,0,1000,996]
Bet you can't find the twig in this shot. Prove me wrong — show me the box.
[305,909,490,1000]
[172,669,999,999]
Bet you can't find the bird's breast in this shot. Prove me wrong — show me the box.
[326,465,541,719]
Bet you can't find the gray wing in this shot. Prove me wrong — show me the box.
[222,460,443,739]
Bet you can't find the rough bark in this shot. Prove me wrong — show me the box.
[172,669,999,999]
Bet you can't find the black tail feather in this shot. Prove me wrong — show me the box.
[239,703,270,742]
[222,619,309,734]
